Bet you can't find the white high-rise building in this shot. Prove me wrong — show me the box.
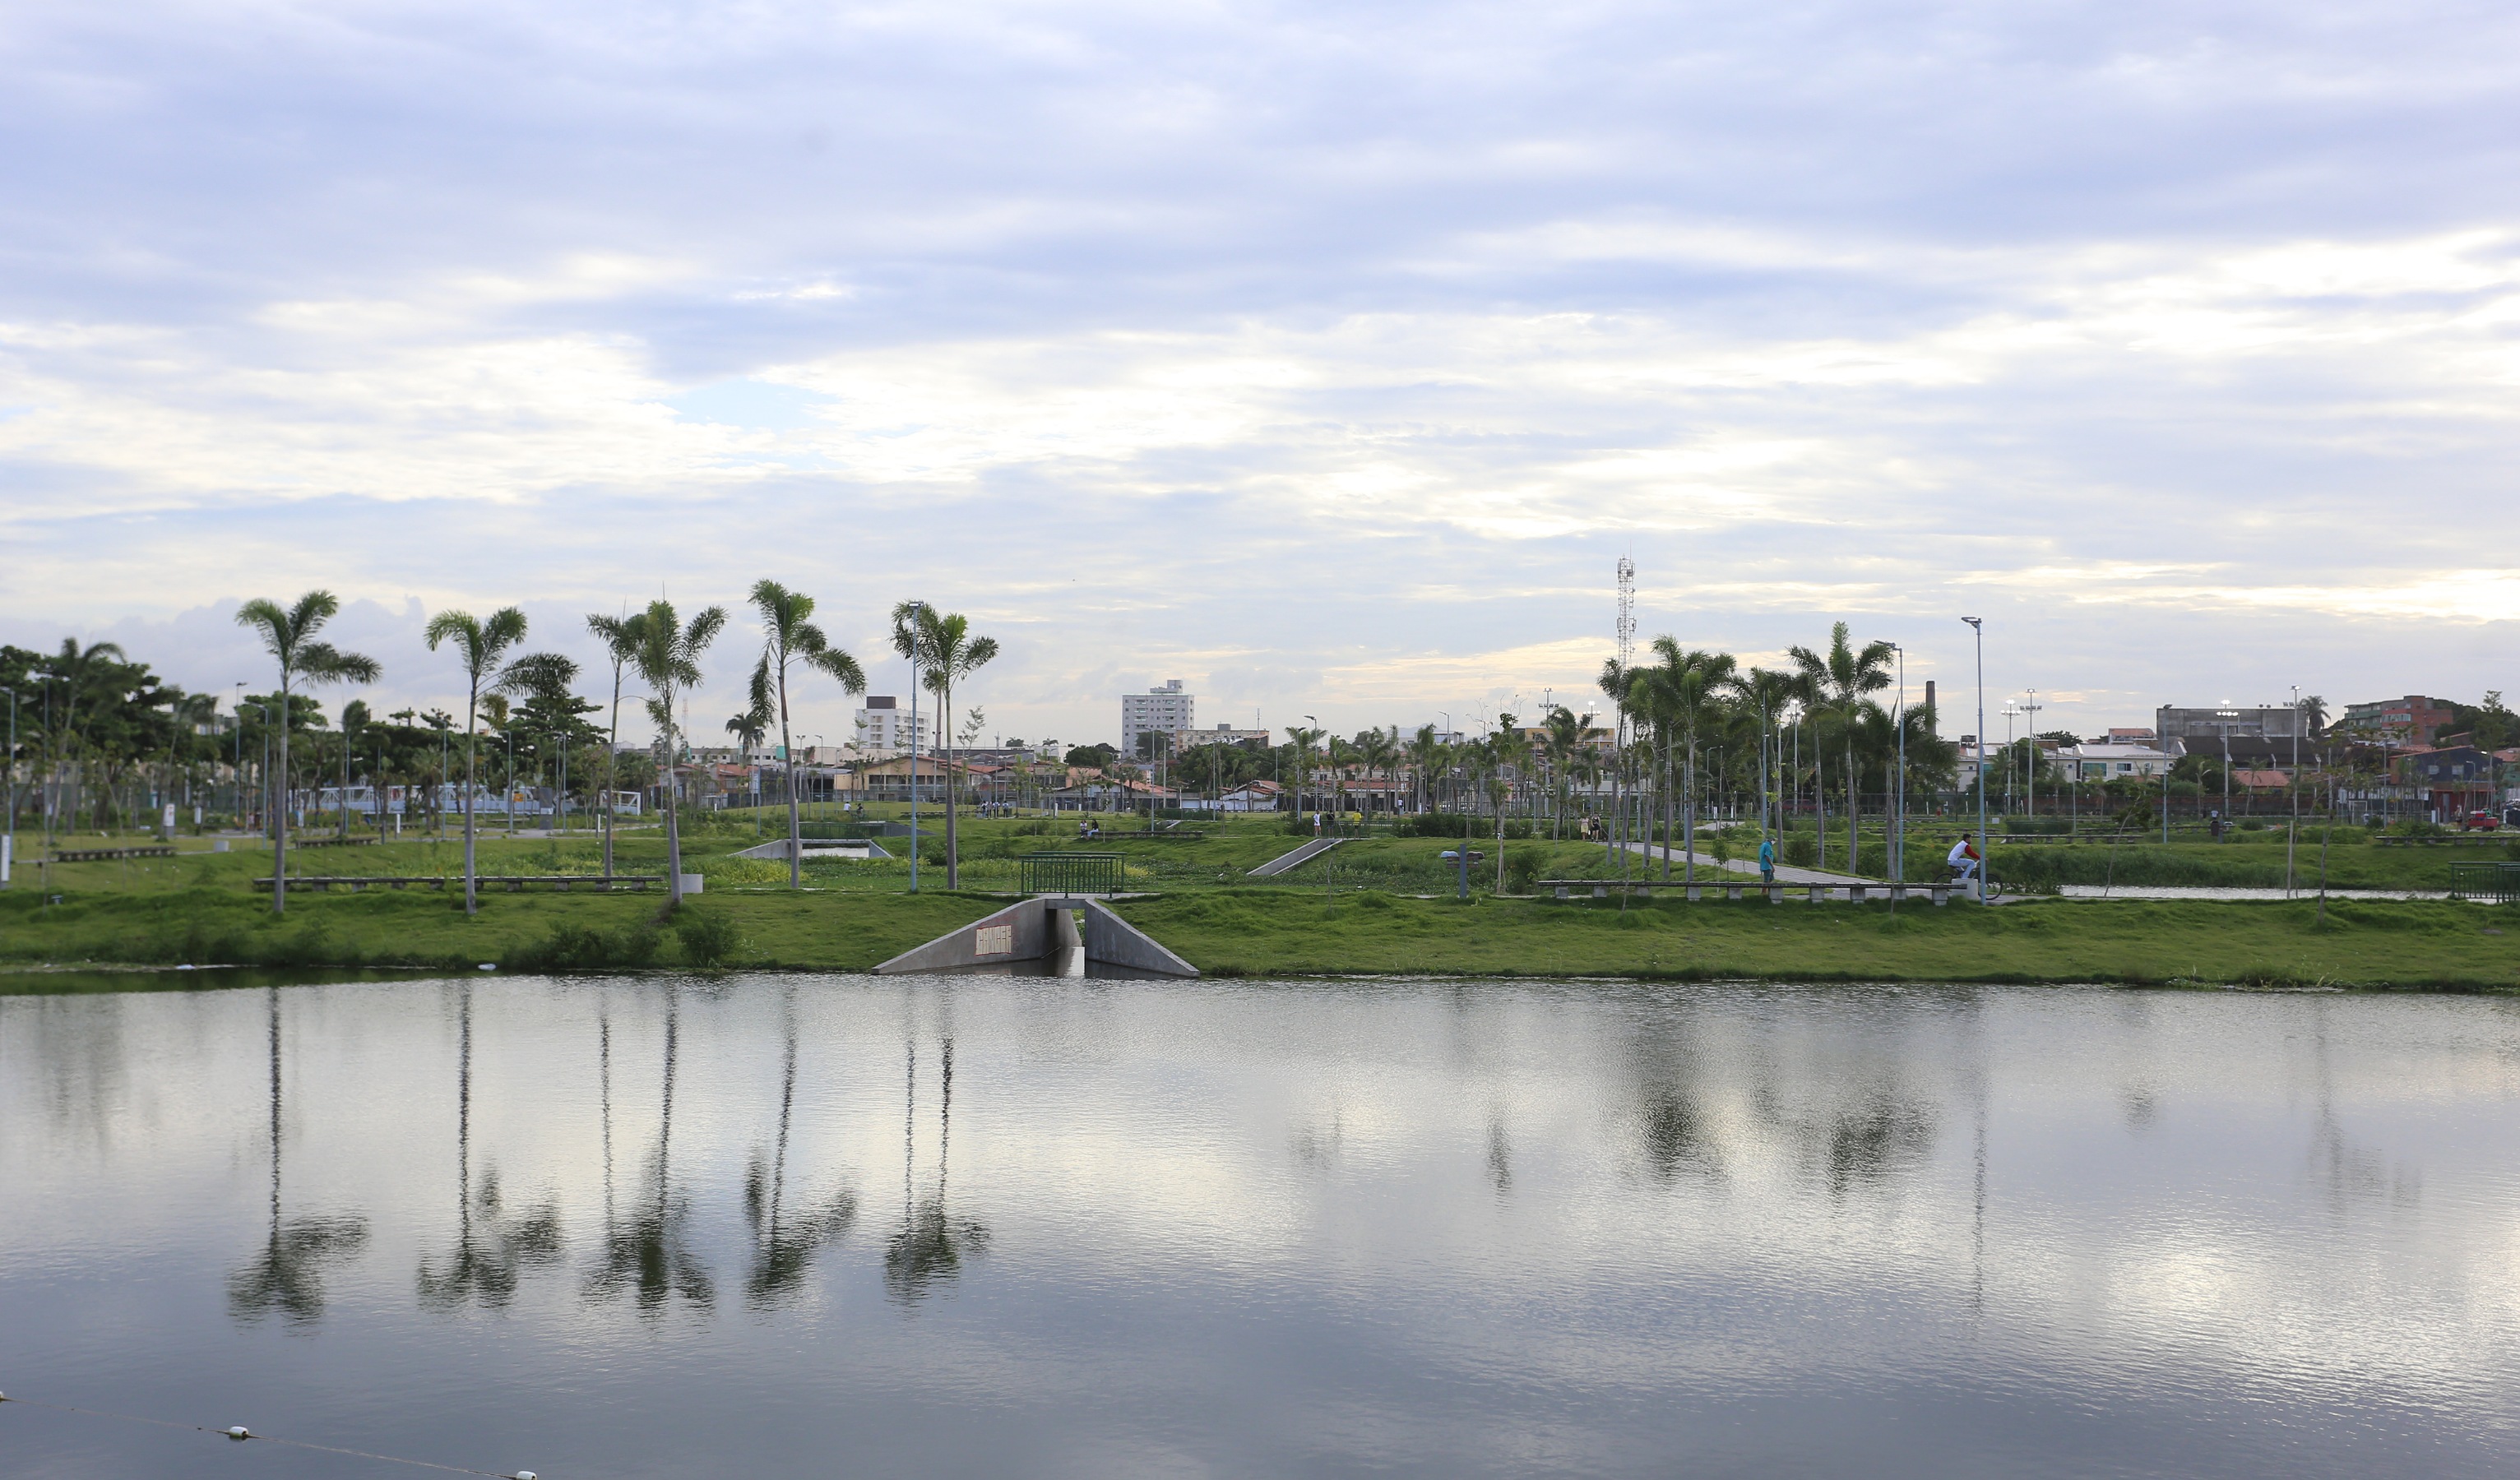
[1120,679,1193,757]
[854,695,931,752]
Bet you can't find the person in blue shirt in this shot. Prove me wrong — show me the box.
[1758,834,1776,886]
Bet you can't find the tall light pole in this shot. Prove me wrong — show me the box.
[1304,714,1318,826]
[2019,687,2041,821]
[2000,701,2022,816]
[1891,645,1906,881]
[2216,705,2239,835]
[1962,617,1987,902]
[2287,686,2301,896]
[2,684,16,886]
[908,600,924,895]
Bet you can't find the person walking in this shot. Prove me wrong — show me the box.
[1758,833,1777,886]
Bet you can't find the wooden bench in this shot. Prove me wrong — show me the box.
[45,846,177,863]
[254,874,663,893]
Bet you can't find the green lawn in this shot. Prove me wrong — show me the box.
[4,872,2514,989]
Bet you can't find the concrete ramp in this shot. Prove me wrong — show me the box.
[1248,836,1344,876]
[874,897,1197,978]
[732,838,892,861]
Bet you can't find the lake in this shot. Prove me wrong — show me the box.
[3,973,2517,1477]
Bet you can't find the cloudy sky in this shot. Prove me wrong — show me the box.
[4,0,2516,748]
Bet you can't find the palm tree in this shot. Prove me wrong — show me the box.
[1788,621,1895,876]
[628,599,728,906]
[748,581,867,889]
[1406,724,1442,816]
[1489,714,1531,894]
[1285,726,1326,821]
[1644,641,1738,884]
[586,610,651,879]
[1728,667,1795,845]
[237,594,381,914]
[1597,658,1640,869]
[891,604,996,890]
[424,607,527,915]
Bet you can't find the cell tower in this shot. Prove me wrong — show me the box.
[1614,557,1636,671]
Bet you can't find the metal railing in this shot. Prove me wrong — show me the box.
[1021,853,1126,895]
[2448,862,2520,904]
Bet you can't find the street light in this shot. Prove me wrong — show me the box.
[1889,645,1906,881]
[1304,714,1318,826]
[1,684,16,886]
[2215,705,2240,835]
[1962,617,1988,902]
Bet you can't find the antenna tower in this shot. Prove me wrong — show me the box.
[1614,557,1636,671]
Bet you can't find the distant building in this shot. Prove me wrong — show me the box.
[2106,728,2156,743]
[854,696,930,752]
[2055,742,2175,780]
[2335,695,2457,745]
[2155,705,2306,748]
[1168,723,1269,752]
[1121,680,1193,756]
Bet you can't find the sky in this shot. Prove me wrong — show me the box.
[4,0,2517,751]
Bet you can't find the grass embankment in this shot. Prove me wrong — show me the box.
[4,881,2515,989]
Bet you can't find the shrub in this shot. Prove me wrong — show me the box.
[1783,835,1817,867]
[673,907,743,967]
[504,921,662,972]
[1504,847,1543,894]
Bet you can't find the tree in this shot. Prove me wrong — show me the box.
[1788,622,1894,876]
[1285,726,1326,821]
[1643,641,1737,884]
[237,594,380,914]
[629,599,728,904]
[424,607,527,915]
[586,610,651,878]
[749,581,867,889]
[890,604,997,889]
[497,653,591,835]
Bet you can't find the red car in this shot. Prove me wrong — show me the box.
[2462,811,2502,831]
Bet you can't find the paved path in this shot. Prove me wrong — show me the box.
[1250,836,1346,876]
[2056,885,2454,902]
[1617,841,1874,886]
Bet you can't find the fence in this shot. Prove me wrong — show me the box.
[1020,853,1126,895]
[2448,863,2520,904]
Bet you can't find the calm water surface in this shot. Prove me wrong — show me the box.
[3,974,2518,1478]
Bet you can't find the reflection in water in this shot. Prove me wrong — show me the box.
[419,989,561,1311]
[12,978,2520,1478]
[585,989,714,1316]
[227,988,368,1327]
[885,1034,988,1305]
[745,989,858,1308]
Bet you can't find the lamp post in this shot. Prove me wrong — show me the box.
[2,684,16,886]
[2020,687,2041,822]
[1962,617,1988,902]
[908,600,924,895]
[2000,701,2022,817]
[1304,714,1318,827]
[1891,645,1906,881]
[2215,705,2239,835]
[2287,686,2301,896]
[239,700,269,845]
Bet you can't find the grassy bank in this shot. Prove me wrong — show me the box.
[4,880,2514,989]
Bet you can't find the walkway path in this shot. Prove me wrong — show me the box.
[1616,840,1873,886]
[1250,836,1346,876]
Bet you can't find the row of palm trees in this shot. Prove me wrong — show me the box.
[233,585,996,913]
[1262,621,1949,885]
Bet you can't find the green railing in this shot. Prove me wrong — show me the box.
[1021,853,1126,895]
[2448,862,2520,904]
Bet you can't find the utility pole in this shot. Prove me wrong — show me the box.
[2,685,16,886]
[2020,687,2041,821]
[908,600,924,894]
[1962,617,1988,902]
[1892,645,1906,881]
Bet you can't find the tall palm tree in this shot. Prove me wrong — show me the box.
[586,610,650,879]
[1728,667,1795,845]
[891,604,996,890]
[1406,724,1441,816]
[629,599,728,905]
[424,607,527,915]
[748,581,867,889]
[1489,714,1531,894]
[1643,641,1738,884]
[238,593,381,914]
[1285,726,1326,821]
[1788,621,1895,876]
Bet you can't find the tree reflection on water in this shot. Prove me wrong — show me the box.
[418,988,562,1311]
[229,988,368,1328]
[885,1034,989,1306]
[745,989,858,1308]
[584,990,714,1316]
